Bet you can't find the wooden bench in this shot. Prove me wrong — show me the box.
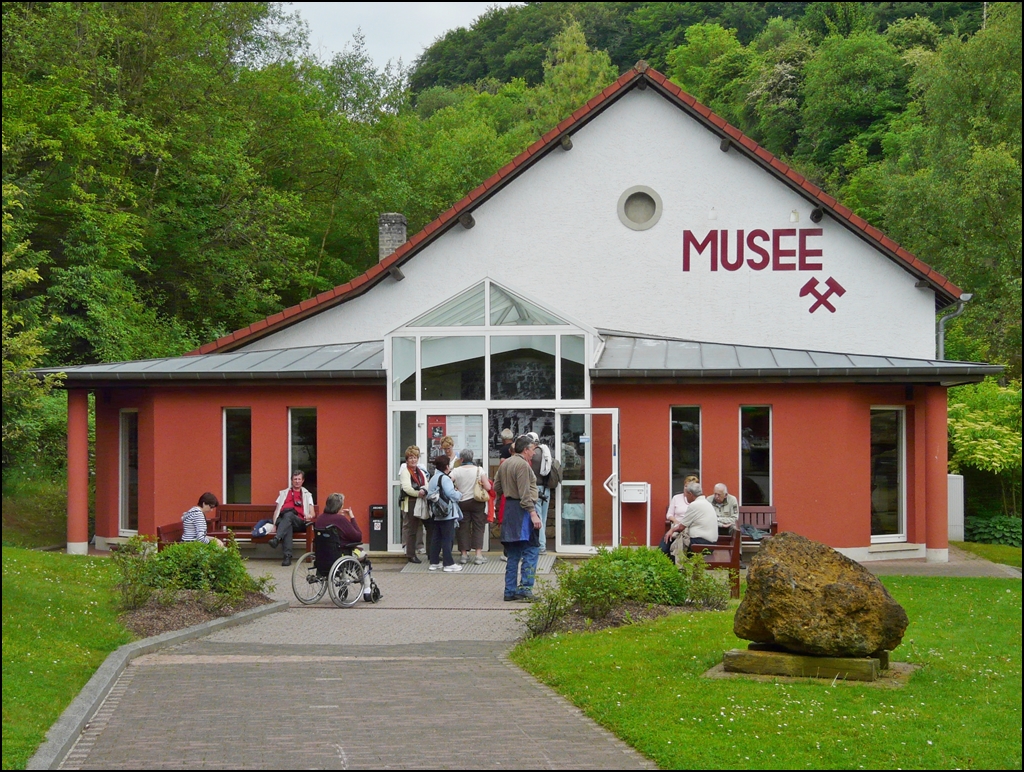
[156,515,219,552]
[690,529,741,598]
[738,505,777,552]
[211,504,315,553]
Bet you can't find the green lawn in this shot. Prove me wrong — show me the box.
[952,540,1023,569]
[2,468,69,549]
[512,577,1022,770]
[1,546,131,770]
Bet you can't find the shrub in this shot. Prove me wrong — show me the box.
[523,547,730,636]
[111,535,271,610]
[965,516,1023,547]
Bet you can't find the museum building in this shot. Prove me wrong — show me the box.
[51,64,1001,561]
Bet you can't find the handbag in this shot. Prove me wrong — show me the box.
[413,497,430,520]
[472,467,490,502]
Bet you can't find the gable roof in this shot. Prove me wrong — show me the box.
[194,63,963,356]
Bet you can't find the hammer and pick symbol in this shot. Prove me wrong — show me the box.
[799,277,846,313]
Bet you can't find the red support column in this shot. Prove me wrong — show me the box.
[67,389,90,554]
[924,386,949,562]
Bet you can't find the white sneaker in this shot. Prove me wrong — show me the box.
[499,554,508,562]
[428,563,441,571]
[443,563,463,572]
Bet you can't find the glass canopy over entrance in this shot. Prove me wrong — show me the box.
[385,279,617,554]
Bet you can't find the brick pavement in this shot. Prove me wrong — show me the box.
[58,565,654,769]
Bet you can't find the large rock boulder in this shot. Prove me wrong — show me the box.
[734,532,908,657]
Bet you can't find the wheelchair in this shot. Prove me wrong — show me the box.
[290,525,381,607]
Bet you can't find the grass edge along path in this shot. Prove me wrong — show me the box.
[1,546,132,770]
[951,540,1023,569]
[511,577,1022,770]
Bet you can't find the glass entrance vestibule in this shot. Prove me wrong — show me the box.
[385,279,619,554]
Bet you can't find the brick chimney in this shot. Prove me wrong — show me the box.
[378,213,407,262]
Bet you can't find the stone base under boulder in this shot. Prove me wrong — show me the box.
[723,645,887,682]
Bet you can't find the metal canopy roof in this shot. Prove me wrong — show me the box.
[593,333,1002,384]
[39,342,385,384]
[39,334,1001,387]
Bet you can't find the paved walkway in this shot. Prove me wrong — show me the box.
[59,562,653,770]
[56,546,1018,768]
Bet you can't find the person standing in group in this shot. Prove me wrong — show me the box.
[493,435,542,601]
[399,446,429,564]
[181,492,224,547]
[439,436,459,469]
[269,470,315,566]
[525,431,553,555]
[427,454,464,572]
[498,428,515,460]
[451,448,491,565]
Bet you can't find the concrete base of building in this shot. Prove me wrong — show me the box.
[66,541,89,555]
[836,542,927,562]
[926,548,949,563]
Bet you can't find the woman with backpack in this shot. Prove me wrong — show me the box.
[427,454,464,572]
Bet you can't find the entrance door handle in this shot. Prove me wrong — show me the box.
[603,473,617,497]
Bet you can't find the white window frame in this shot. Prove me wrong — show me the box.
[870,406,907,544]
[383,278,598,552]
[287,406,316,483]
[222,407,252,505]
[739,405,772,506]
[119,409,139,536]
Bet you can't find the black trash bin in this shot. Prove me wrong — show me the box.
[369,505,388,552]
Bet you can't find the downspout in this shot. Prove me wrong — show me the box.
[936,293,973,360]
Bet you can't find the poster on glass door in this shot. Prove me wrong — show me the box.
[428,414,484,464]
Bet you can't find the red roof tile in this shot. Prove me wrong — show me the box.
[191,65,961,354]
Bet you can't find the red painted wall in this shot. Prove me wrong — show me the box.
[93,381,945,552]
[594,382,942,549]
[94,385,387,539]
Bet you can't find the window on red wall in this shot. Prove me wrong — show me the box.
[289,408,317,504]
[224,408,251,504]
[671,406,700,496]
[741,406,771,505]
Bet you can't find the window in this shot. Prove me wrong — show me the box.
[671,407,700,496]
[224,408,251,504]
[119,410,139,533]
[392,337,415,400]
[491,335,556,400]
[740,406,771,505]
[421,336,485,400]
[289,408,317,504]
[561,335,586,400]
[871,408,905,541]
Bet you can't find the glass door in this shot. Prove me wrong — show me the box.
[388,409,488,552]
[555,409,619,554]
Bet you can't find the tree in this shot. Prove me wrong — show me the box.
[2,170,61,465]
[948,378,1023,517]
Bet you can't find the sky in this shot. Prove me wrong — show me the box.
[291,2,517,70]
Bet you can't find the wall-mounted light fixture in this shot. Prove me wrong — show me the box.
[708,207,718,220]
[790,209,800,223]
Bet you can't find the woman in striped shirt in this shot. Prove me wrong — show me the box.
[182,492,224,547]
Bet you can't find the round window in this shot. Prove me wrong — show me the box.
[617,186,663,231]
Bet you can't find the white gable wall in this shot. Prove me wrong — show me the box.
[244,89,937,359]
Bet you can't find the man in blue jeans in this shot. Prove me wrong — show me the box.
[493,435,542,602]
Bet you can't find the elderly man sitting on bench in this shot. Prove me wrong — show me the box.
[660,480,718,562]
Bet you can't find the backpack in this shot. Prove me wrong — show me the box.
[427,472,451,519]
[546,459,563,489]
